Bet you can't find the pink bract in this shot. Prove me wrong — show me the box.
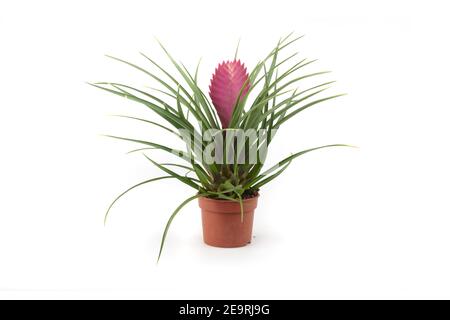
[209,60,250,128]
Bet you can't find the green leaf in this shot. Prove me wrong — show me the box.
[250,160,291,190]
[104,176,174,225]
[234,38,241,60]
[89,83,191,131]
[105,55,210,128]
[193,58,202,110]
[159,163,194,171]
[99,82,177,114]
[275,94,346,127]
[158,193,204,262]
[155,41,219,128]
[235,192,244,222]
[103,135,187,160]
[111,115,182,138]
[247,144,352,188]
[126,147,157,154]
[143,154,201,190]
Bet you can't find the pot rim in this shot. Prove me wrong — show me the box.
[198,193,259,203]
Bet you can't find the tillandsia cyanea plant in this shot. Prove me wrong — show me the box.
[90,33,349,260]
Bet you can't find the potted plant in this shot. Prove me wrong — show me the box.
[91,34,350,260]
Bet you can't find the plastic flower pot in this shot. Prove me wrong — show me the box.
[198,195,259,248]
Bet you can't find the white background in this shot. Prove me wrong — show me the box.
[1,0,449,299]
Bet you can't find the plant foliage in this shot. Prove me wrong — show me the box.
[90,34,350,260]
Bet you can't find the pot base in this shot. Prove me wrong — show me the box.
[203,242,251,248]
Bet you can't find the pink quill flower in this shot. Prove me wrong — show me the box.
[209,60,250,128]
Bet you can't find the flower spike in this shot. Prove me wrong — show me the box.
[209,60,250,128]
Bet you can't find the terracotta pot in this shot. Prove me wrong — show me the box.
[198,195,259,248]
